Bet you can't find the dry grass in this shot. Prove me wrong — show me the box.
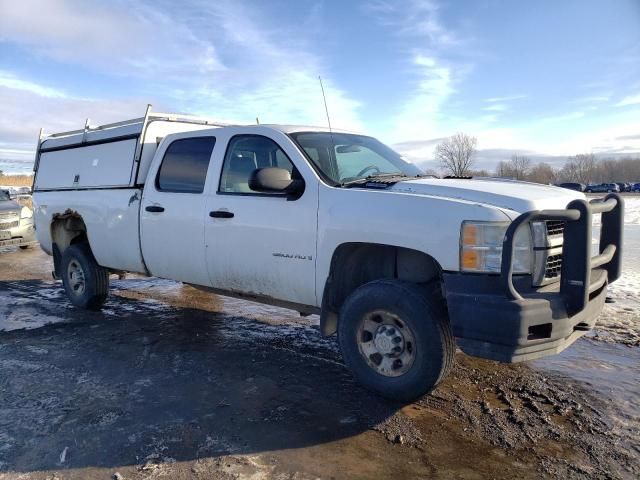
[0,174,34,187]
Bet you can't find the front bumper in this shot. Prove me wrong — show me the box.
[0,221,37,248]
[444,270,608,362]
[444,193,624,363]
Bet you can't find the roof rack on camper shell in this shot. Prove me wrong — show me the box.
[39,104,230,142]
[35,104,231,160]
[32,105,231,191]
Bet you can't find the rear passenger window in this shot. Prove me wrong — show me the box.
[219,135,295,194]
[156,137,216,193]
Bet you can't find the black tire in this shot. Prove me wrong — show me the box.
[60,243,109,310]
[338,279,455,402]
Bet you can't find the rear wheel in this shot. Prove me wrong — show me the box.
[338,279,455,402]
[61,243,109,310]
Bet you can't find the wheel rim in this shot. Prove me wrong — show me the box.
[356,310,416,377]
[67,259,86,296]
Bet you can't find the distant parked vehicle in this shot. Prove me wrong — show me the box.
[585,183,620,193]
[0,186,18,199]
[615,182,630,192]
[632,183,640,192]
[0,189,37,249]
[557,182,585,192]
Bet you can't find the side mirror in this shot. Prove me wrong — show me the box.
[249,167,304,196]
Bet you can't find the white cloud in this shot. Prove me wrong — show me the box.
[0,78,149,169]
[0,71,68,99]
[573,95,610,104]
[366,0,461,47]
[365,1,470,142]
[0,0,224,79]
[615,94,640,107]
[541,111,585,123]
[0,0,365,172]
[388,55,456,141]
[182,72,363,132]
[484,94,527,103]
[154,0,364,131]
[394,117,640,171]
[483,104,507,112]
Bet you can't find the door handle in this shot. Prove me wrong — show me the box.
[210,210,234,219]
[145,205,165,213]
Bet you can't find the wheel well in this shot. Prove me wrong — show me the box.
[320,243,442,336]
[50,210,89,278]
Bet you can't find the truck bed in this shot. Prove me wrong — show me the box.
[34,188,146,273]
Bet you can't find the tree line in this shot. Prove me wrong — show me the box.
[0,172,34,187]
[434,132,640,184]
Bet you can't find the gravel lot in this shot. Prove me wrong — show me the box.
[0,240,638,479]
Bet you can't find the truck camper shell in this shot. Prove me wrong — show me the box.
[33,105,230,191]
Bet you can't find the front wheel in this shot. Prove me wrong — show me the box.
[61,243,109,310]
[338,280,455,402]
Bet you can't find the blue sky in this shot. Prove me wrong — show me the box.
[1,0,639,174]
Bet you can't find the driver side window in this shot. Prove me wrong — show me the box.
[219,135,294,194]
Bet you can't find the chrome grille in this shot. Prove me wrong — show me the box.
[545,220,565,237]
[0,212,19,221]
[0,220,19,230]
[544,253,563,279]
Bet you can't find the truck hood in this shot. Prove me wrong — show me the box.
[0,200,21,215]
[389,178,584,215]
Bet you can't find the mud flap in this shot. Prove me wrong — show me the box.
[52,242,62,280]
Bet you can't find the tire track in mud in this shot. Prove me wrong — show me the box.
[0,280,391,476]
[0,279,638,479]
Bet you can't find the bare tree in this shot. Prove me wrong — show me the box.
[493,153,640,185]
[435,133,477,176]
[559,160,579,182]
[468,168,490,177]
[495,160,511,178]
[527,162,556,184]
[596,159,618,183]
[509,154,531,180]
[494,155,531,180]
[565,153,597,184]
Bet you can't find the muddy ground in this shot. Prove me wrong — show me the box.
[0,247,638,479]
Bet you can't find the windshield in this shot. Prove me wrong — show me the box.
[289,132,422,185]
[0,190,10,201]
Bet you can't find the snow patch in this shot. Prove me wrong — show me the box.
[592,197,640,226]
[0,293,66,332]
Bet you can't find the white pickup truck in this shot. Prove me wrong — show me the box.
[32,106,624,401]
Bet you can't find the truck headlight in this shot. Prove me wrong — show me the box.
[460,221,533,274]
[20,206,33,220]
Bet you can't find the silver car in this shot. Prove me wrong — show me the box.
[0,189,37,249]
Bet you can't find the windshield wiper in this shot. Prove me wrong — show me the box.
[340,173,409,188]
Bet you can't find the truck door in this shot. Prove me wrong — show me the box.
[140,135,217,285]
[205,132,318,307]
